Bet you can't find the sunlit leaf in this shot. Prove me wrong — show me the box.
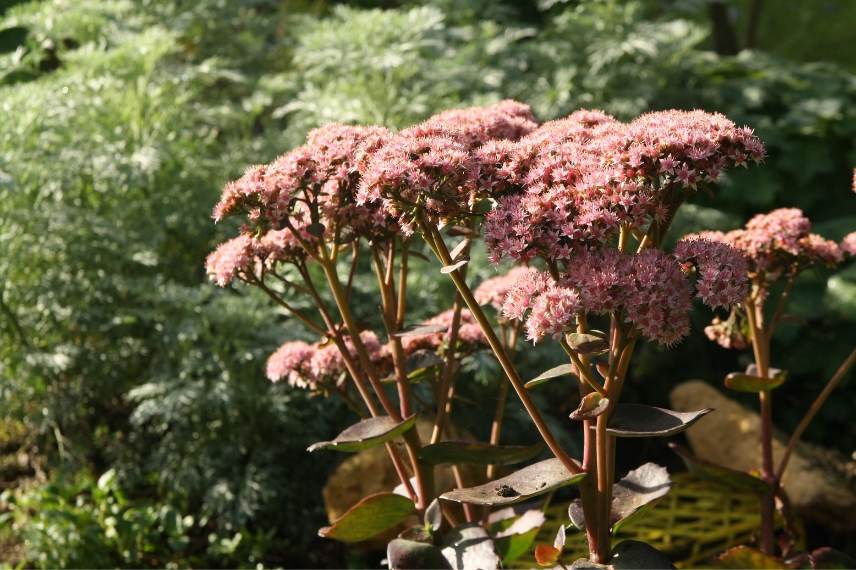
[308,415,416,452]
[440,524,500,570]
[569,392,609,421]
[395,324,448,337]
[440,458,585,506]
[535,544,561,566]
[526,364,576,389]
[611,463,671,533]
[319,493,415,543]
[440,259,468,274]
[449,238,470,260]
[566,332,608,355]
[724,368,786,392]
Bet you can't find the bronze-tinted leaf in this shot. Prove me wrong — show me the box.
[387,538,451,569]
[535,545,561,567]
[394,324,448,337]
[525,363,576,389]
[724,370,786,392]
[566,332,609,355]
[440,524,500,570]
[610,540,676,569]
[808,547,856,569]
[440,259,469,274]
[440,458,585,506]
[308,415,417,452]
[569,393,610,421]
[669,443,770,494]
[713,546,783,569]
[611,463,672,533]
[607,404,713,437]
[449,238,470,260]
[319,493,415,543]
[419,441,543,466]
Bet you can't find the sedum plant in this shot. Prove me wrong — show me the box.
[678,208,856,566]
[208,101,767,568]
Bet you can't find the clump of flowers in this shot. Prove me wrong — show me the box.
[482,110,765,263]
[682,205,855,558]
[401,309,486,354]
[842,231,856,256]
[371,107,765,565]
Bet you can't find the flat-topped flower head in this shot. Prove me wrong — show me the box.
[404,100,538,149]
[266,340,315,388]
[483,109,765,264]
[697,209,844,280]
[524,284,582,342]
[213,124,397,243]
[357,134,476,233]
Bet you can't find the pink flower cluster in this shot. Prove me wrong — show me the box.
[266,331,388,389]
[704,315,749,350]
[402,100,538,149]
[675,237,749,309]
[212,123,396,242]
[358,101,541,232]
[483,110,765,263]
[498,247,705,345]
[474,266,539,312]
[695,208,844,279]
[401,309,487,354]
[205,229,305,287]
[842,232,856,257]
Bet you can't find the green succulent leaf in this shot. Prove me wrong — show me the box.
[319,493,415,543]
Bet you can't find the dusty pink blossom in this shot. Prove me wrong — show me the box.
[524,284,582,342]
[213,124,396,242]
[562,247,632,314]
[357,134,476,233]
[474,266,539,311]
[798,233,843,266]
[842,232,856,256]
[704,315,749,350]
[500,270,551,321]
[623,249,693,346]
[266,340,315,388]
[675,236,749,308]
[205,235,254,286]
[309,331,388,381]
[404,100,538,149]
[401,309,486,354]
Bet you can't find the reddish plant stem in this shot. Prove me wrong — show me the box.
[317,245,432,510]
[746,294,776,555]
[419,218,581,477]
[776,346,856,480]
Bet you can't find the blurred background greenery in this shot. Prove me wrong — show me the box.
[0,0,854,567]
